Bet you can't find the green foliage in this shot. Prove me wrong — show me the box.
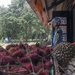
[35,42,40,47]
[0,0,51,41]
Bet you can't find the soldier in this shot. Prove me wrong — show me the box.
[52,17,63,46]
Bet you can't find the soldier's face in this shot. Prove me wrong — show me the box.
[53,22,57,27]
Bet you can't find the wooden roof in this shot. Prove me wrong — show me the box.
[26,0,75,25]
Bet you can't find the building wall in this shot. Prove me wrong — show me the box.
[73,9,75,41]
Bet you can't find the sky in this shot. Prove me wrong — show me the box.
[0,0,11,7]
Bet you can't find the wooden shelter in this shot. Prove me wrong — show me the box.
[26,0,75,42]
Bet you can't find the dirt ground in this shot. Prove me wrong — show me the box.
[0,43,9,48]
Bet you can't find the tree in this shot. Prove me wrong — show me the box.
[0,0,51,41]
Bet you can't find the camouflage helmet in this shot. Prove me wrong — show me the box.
[52,17,61,25]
